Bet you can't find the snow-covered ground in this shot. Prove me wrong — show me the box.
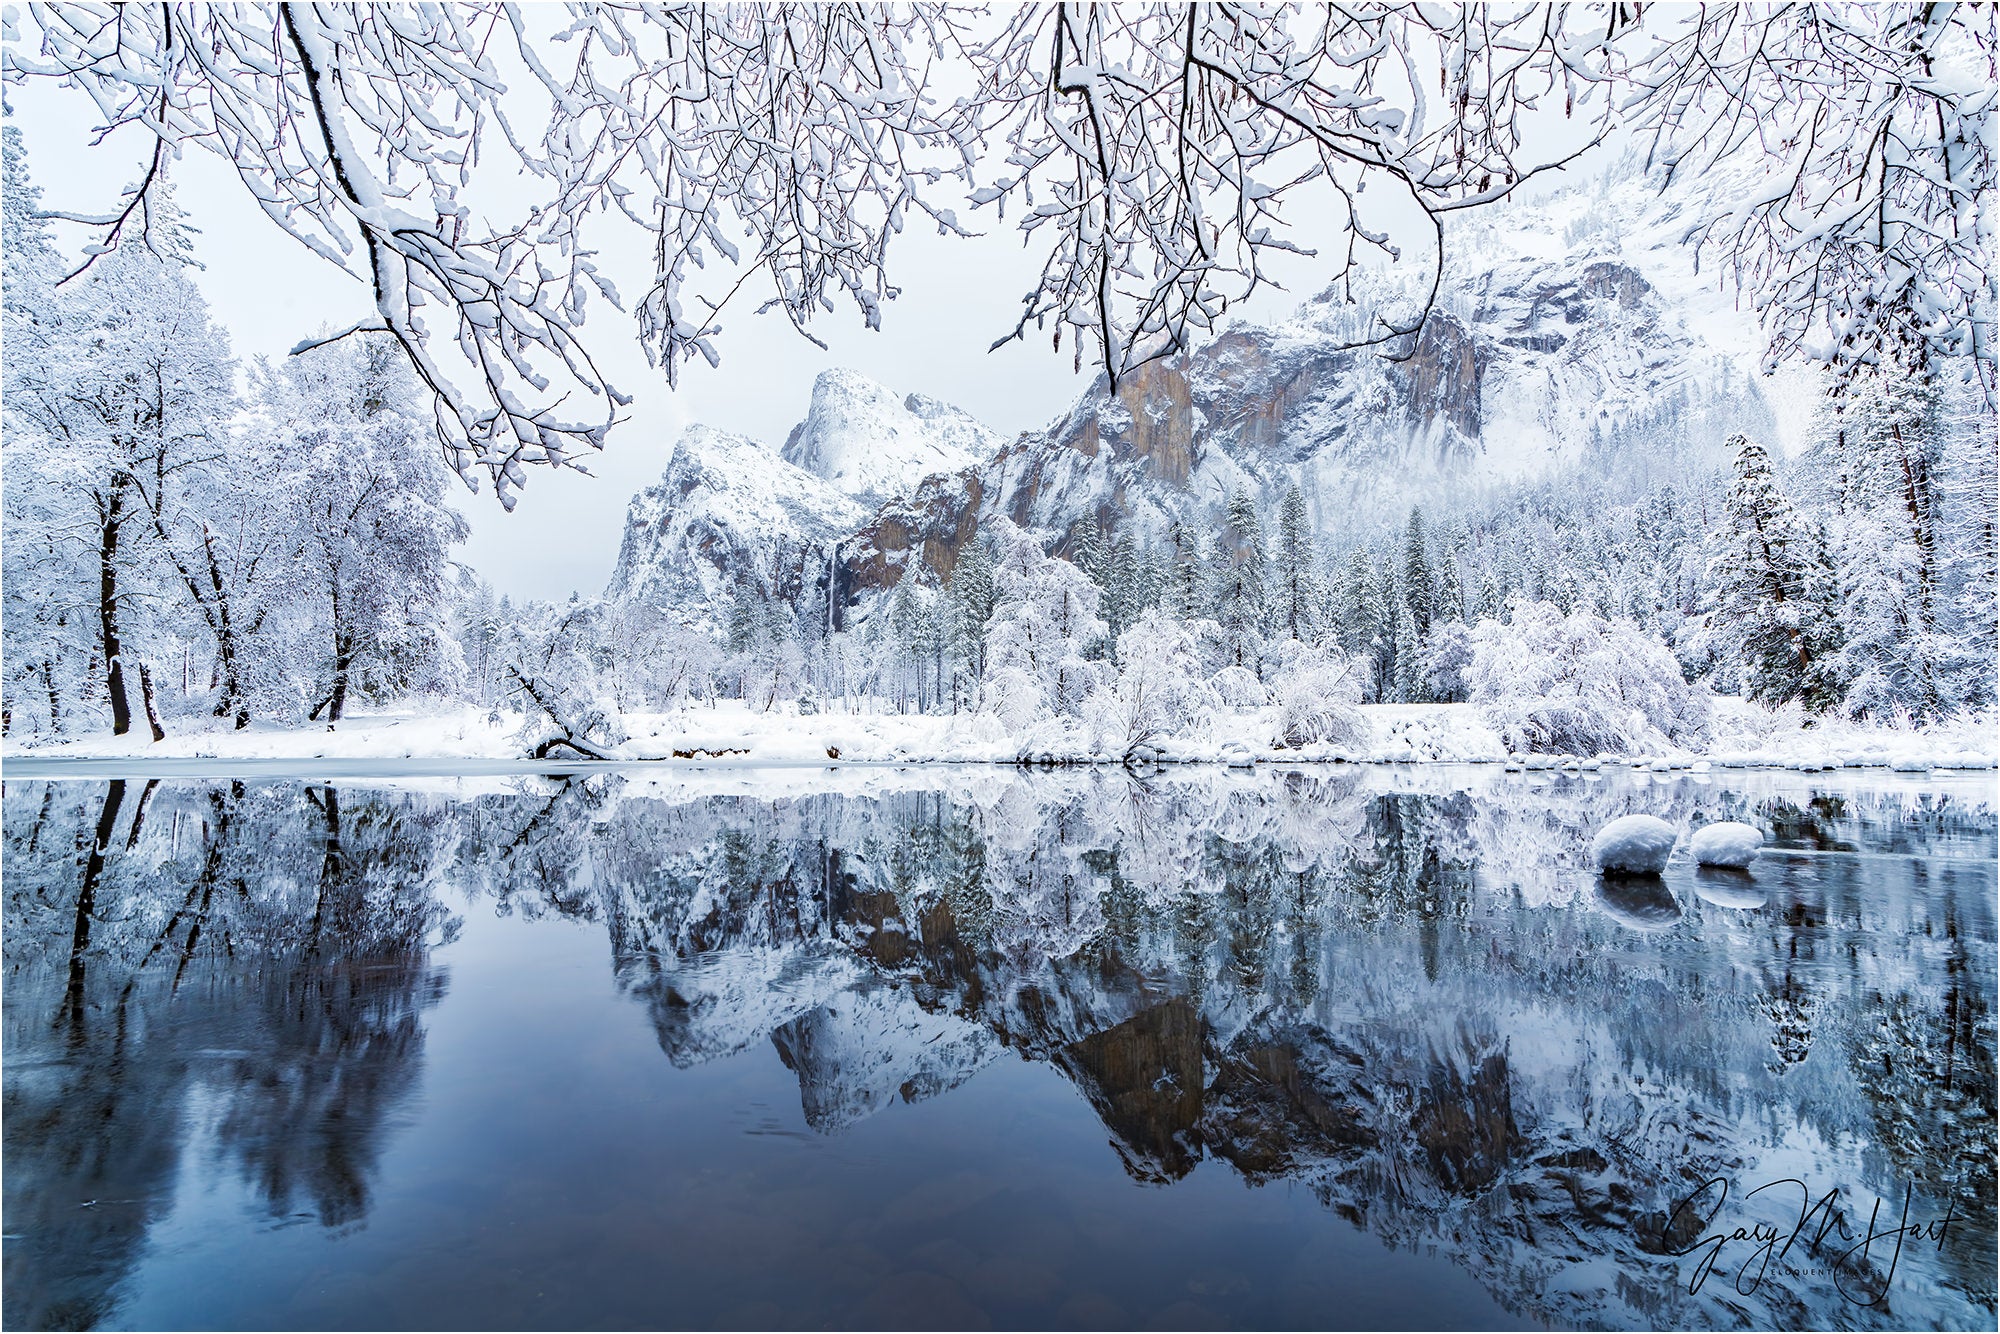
[7,697,1993,771]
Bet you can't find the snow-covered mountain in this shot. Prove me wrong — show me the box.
[603,423,863,615]
[607,165,1780,628]
[606,372,1001,624]
[781,366,999,505]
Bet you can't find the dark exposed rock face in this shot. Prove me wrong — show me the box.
[1403,314,1485,443]
[1060,998,1207,1182]
[842,469,986,600]
[1411,1041,1517,1193]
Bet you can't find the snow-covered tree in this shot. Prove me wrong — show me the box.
[1390,597,1425,703]
[500,598,627,759]
[944,538,998,709]
[1402,507,1435,635]
[1083,611,1219,757]
[1,128,93,736]
[1166,518,1211,622]
[1421,621,1476,704]
[1270,647,1366,750]
[1101,531,1145,647]
[1273,485,1318,644]
[1334,547,1377,667]
[3,164,237,736]
[1214,490,1268,672]
[983,519,1109,727]
[11,1,1990,512]
[261,340,469,723]
[1817,368,1981,720]
[1705,433,1846,712]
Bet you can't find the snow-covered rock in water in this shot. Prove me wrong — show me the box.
[1590,814,1678,874]
[1690,821,1763,869]
[781,367,997,505]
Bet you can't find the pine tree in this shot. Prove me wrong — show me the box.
[1070,516,1107,587]
[1214,489,1269,669]
[1274,484,1316,643]
[1167,518,1210,621]
[1435,546,1465,625]
[1402,506,1435,634]
[1392,597,1425,702]
[1335,547,1375,660]
[1939,388,1998,706]
[1824,367,1966,718]
[725,585,761,654]
[945,537,997,703]
[1708,433,1845,712]
[1105,533,1142,645]
[1365,556,1400,702]
[1477,568,1504,622]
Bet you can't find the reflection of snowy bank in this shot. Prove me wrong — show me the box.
[10,768,1992,1331]
[10,698,1995,773]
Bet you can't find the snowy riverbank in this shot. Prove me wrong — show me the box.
[7,698,1994,772]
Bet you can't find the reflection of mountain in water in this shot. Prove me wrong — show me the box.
[476,768,1997,1331]
[4,768,1994,1331]
[2,781,455,1331]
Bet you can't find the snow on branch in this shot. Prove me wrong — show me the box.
[961,3,1619,382]
[7,0,1992,507]
[1621,3,1998,397]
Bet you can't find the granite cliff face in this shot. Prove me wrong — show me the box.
[607,173,1771,630]
[603,424,862,618]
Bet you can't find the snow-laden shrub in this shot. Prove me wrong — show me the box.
[983,518,1111,722]
[1270,647,1366,749]
[981,664,1049,735]
[1210,664,1267,710]
[1469,599,1710,755]
[1083,611,1220,756]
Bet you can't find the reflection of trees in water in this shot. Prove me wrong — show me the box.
[2,781,454,1331]
[13,770,1984,1331]
[475,768,1996,1331]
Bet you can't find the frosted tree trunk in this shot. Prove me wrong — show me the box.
[44,660,62,736]
[137,662,165,742]
[198,525,251,730]
[329,629,356,725]
[97,490,131,737]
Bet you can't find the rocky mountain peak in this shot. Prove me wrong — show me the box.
[780,367,999,504]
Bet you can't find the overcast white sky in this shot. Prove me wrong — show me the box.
[9,63,1370,603]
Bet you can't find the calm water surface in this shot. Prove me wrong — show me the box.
[4,765,1995,1330]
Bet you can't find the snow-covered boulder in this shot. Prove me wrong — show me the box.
[1590,814,1678,874]
[1690,821,1763,869]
